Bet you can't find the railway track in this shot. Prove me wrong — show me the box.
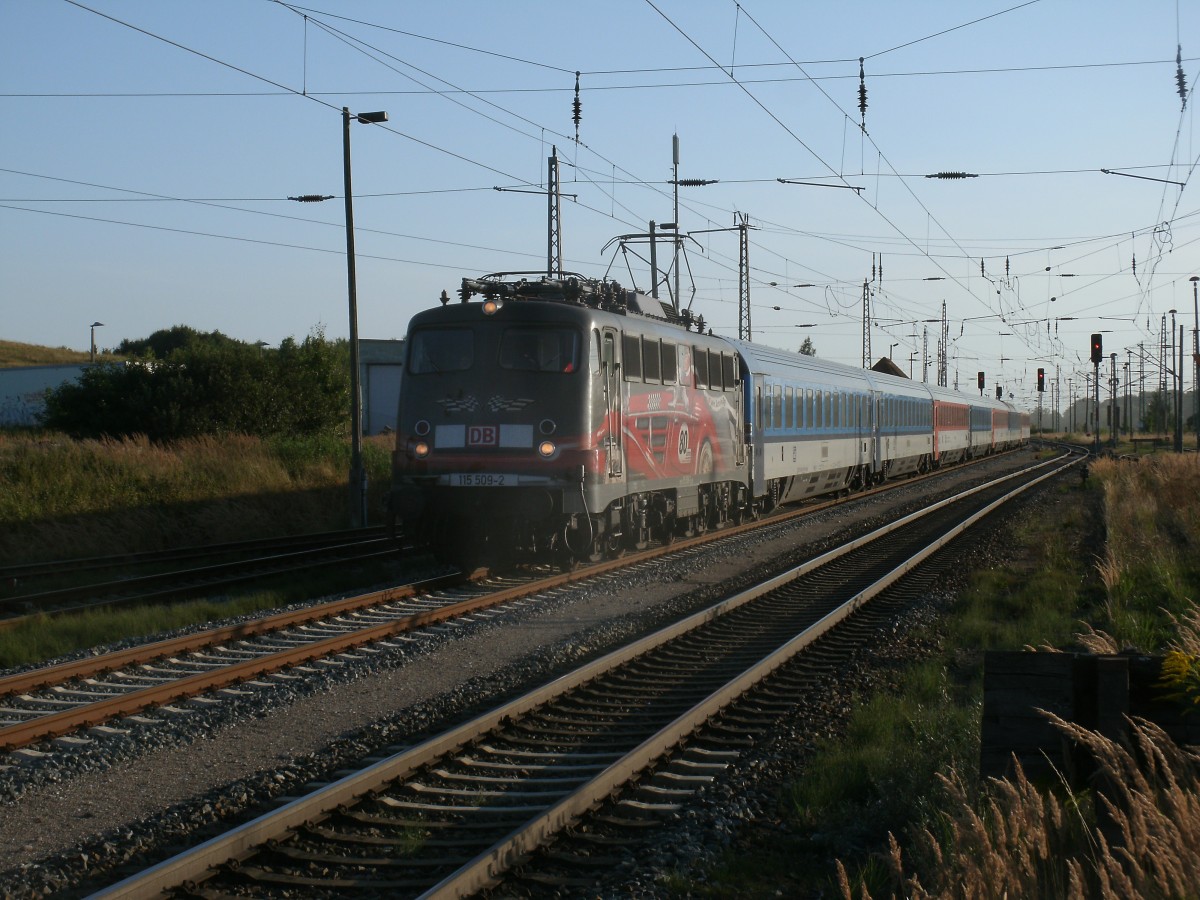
[0,450,1048,758]
[89,451,1077,898]
[0,526,390,585]
[0,527,399,626]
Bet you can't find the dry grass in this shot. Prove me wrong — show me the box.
[0,338,121,367]
[0,432,393,564]
[839,714,1200,900]
[834,456,1200,900]
[1090,454,1200,651]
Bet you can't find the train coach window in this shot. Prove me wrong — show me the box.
[773,384,783,427]
[708,350,723,389]
[500,327,581,373]
[642,337,662,382]
[693,345,709,388]
[785,387,793,428]
[662,343,677,384]
[721,354,737,391]
[622,333,642,380]
[408,328,474,374]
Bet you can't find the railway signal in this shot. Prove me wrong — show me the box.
[977,371,985,395]
[1037,368,1045,392]
[1090,333,1103,364]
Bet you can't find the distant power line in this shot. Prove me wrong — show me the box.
[7,57,1195,98]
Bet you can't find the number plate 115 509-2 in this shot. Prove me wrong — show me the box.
[454,473,507,486]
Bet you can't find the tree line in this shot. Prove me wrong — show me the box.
[43,326,351,441]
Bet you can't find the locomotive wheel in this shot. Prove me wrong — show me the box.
[582,524,605,564]
[605,533,625,559]
[628,528,650,552]
[662,514,677,545]
[554,545,579,573]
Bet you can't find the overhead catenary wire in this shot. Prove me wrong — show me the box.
[14,0,1194,381]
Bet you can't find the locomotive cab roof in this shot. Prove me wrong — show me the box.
[448,272,707,332]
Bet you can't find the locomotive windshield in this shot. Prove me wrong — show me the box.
[408,328,474,374]
[498,327,580,374]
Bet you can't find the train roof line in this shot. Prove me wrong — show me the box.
[454,271,711,333]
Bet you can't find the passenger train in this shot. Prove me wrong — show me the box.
[389,273,1029,569]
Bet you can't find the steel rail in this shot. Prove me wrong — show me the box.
[0,538,399,622]
[0,573,457,699]
[0,526,389,582]
[424,451,1076,898]
[88,452,1074,899]
[0,450,1060,751]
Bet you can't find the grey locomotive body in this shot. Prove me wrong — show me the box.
[390,274,1029,569]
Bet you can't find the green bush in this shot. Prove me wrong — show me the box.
[42,328,350,440]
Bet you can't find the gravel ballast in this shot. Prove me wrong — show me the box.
[0,451,1055,897]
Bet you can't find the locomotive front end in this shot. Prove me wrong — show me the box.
[391,288,594,569]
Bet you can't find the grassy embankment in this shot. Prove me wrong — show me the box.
[691,452,1200,898]
[0,338,121,367]
[0,431,396,669]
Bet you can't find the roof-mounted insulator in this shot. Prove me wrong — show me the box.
[857,57,868,131]
[572,71,582,143]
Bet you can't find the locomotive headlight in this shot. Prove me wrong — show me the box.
[412,441,430,459]
[482,297,503,315]
[537,440,556,458]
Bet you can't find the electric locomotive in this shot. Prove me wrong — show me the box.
[390,273,747,570]
[389,272,1029,569]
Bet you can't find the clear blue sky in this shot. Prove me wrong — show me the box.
[3,1,1198,410]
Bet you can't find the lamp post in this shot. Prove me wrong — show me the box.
[289,108,386,526]
[90,321,104,364]
[342,107,388,527]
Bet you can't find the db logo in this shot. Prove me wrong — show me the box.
[468,426,498,446]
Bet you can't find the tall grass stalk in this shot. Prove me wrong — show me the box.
[842,714,1200,899]
[830,456,1200,899]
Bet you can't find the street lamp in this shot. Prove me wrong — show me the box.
[90,321,104,364]
[292,109,386,526]
[342,108,387,527]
